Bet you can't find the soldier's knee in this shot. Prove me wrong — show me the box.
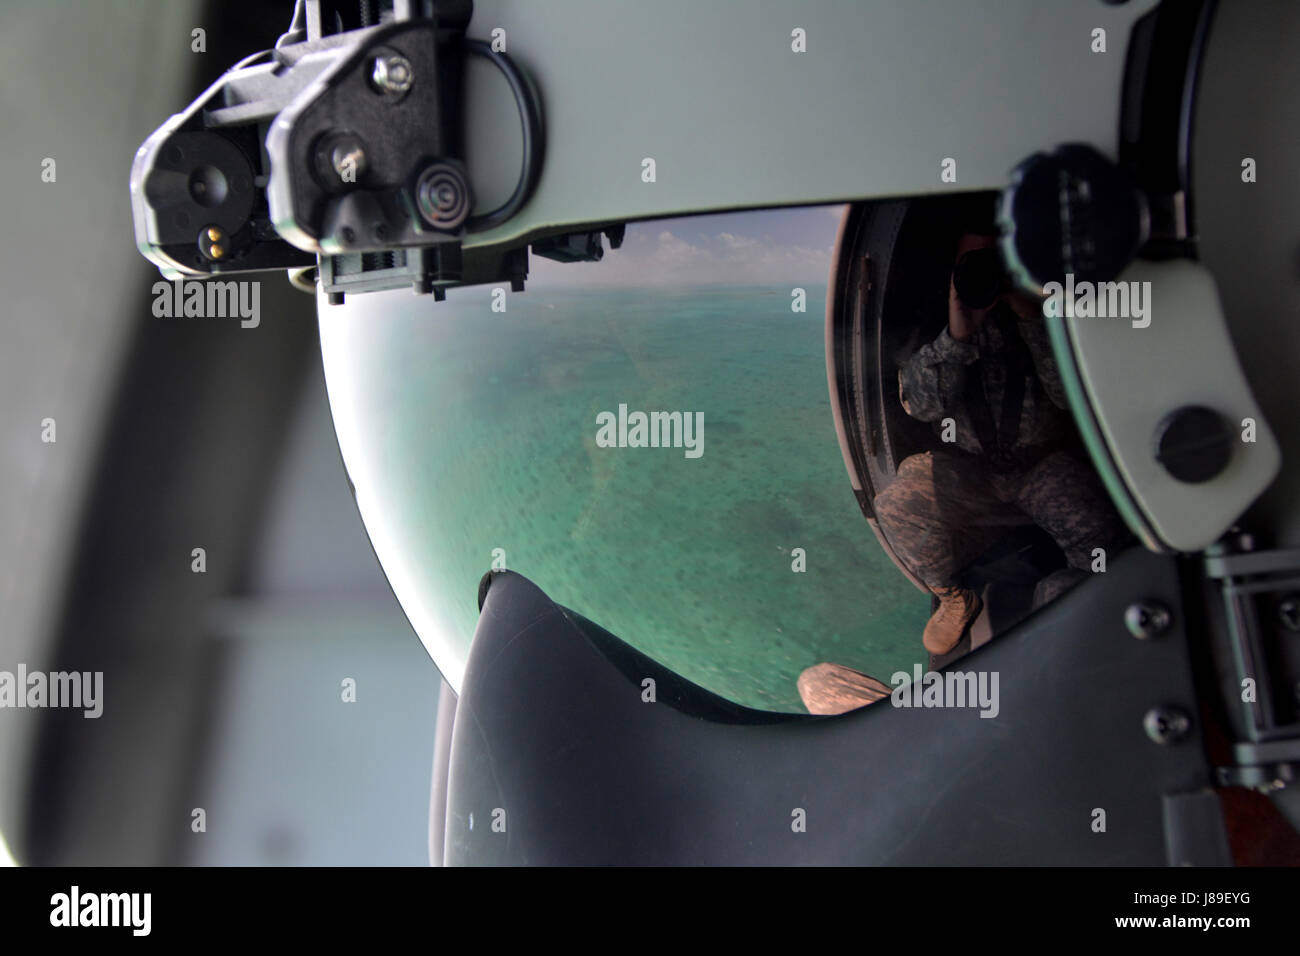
[872,484,904,522]
[896,452,934,481]
[1031,449,1090,487]
[874,453,934,522]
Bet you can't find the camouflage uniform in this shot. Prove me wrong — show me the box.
[874,305,1125,591]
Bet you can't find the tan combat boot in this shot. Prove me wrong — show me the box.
[922,586,983,655]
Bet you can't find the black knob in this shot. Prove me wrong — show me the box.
[999,143,1148,293]
[1154,406,1233,484]
[414,162,470,231]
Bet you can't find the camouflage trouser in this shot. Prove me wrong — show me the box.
[872,448,1126,590]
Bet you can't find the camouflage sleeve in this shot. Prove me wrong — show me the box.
[897,327,979,422]
[1017,316,1070,410]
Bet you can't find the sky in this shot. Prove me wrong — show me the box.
[526,204,847,288]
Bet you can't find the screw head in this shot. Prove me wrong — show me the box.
[1144,706,1191,745]
[1126,601,1171,639]
[331,143,367,183]
[1279,594,1300,632]
[313,132,369,193]
[372,54,413,94]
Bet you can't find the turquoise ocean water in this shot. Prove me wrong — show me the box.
[343,282,933,712]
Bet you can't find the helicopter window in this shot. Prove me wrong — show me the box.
[322,205,941,714]
[321,199,1133,718]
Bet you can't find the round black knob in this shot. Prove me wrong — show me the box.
[414,162,470,231]
[999,143,1148,293]
[1154,406,1233,483]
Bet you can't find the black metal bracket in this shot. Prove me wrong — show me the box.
[532,225,625,264]
[996,0,1217,298]
[131,0,554,302]
[266,17,471,256]
[1204,538,1300,792]
[1117,0,1217,258]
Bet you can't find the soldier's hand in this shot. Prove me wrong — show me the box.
[948,275,990,341]
[1004,290,1044,322]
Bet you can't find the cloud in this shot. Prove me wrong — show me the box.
[718,232,761,251]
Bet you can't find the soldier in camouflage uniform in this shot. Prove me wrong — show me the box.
[882,232,1126,655]
[798,233,1126,715]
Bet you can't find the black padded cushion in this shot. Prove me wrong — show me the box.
[446,555,1209,865]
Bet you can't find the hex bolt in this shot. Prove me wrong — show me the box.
[1125,601,1171,639]
[372,54,413,94]
[1144,706,1191,745]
